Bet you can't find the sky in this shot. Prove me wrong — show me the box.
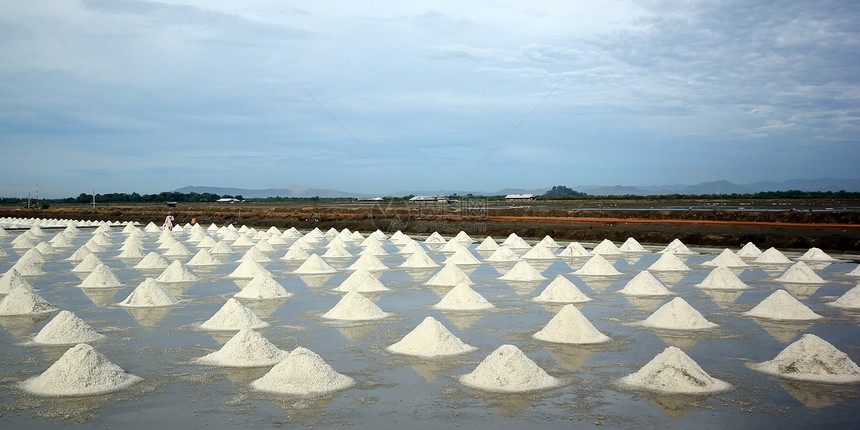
[1,0,859,198]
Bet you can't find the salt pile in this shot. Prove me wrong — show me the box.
[254,239,276,253]
[34,242,55,256]
[387,316,477,357]
[521,243,557,260]
[619,271,671,296]
[424,232,446,244]
[798,247,839,262]
[454,231,473,244]
[399,249,440,269]
[156,260,199,283]
[117,245,146,259]
[239,247,272,263]
[539,235,560,249]
[459,344,558,393]
[200,298,269,330]
[281,244,310,261]
[11,258,45,276]
[19,343,141,396]
[135,252,170,270]
[475,236,499,251]
[21,248,48,264]
[234,274,293,299]
[639,297,717,330]
[398,240,425,255]
[426,263,474,287]
[0,268,33,294]
[592,239,622,255]
[323,243,353,258]
[144,222,161,233]
[618,346,731,394]
[187,249,222,266]
[748,334,860,383]
[754,247,792,264]
[232,235,255,247]
[228,258,271,279]
[501,233,531,249]
[164,242,191,257]
[619,237,647,252]
[433,283,494,310]
[647,252,691,272]
[744,289,822,320]
[702,249,750,268]
[697,266,750,290]
[485,246,519,262]
[210,241,234,255]
[660,238,696,255]
[346,253,388,272]
[50,233,75,248]
[775,261,825,284]
[67,246,94,262]
[737,242,763,258]
[439,239,464,253]
[499,260,547,282]
[333,269,389,293]
[828,284,860,309]
[294,254,338,275]
[444,247,482,265]
[0,285,55,315]
[196,329,289,367]
[80,264,123,288]
[322,291,390,321]
[574,254,622,276]
[119,278,178,307]
[533,275,592,303]
[31,310,106,345]
[533,304,610,344]
[559,242,590,257]
[250,347,355,396]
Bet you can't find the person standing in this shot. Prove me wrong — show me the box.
[163,212,175,231]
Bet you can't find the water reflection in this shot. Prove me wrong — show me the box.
[126,306,172,327]
[753,318,812,343]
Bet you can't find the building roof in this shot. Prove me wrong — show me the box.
[505,194,536,199]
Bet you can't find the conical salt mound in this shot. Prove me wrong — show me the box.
[775,261,825,284]
[574,254,622,276]
[200,298,269,330]
[453,231,473,244]
[135,252,170,270]
[500,260,547,282]
[239,246,271,263]
[439,239,465,253]
[748,334,860,383]
[322,291,390,321]
[539,235,560,249]
[31,310,106,345]
[80,264,123,288]
[798,247,838,262]
[592,239,622,255]
[281,244,310,261]
[459,344,559,393]
[323,243,353,258]
[187,249,222,266]
[486,246,519,262]
[346,253,388,272]
[828,284,860,309]
[11,258,45,277]
[156,260,198,283]
[533,276,592,303]
[697,266,750,290]
[196,329,289,367]
[232,235,255,247]
[754,247,792,264]
[501,233,531,249]
[444,247,482,265]
[702,249,749,268]
[210,241,233,255]
[0,268,33,295]
[119,278,178,307]
[426,263,474,287]
[117,245,146,259]
[399,249,440,269]
[737,242,762,258]
[434,283,494,310]
[619,271,671,296]
[475,236,499,251]
[71,254,103,273]
[618,346,731,394]
[640,297,717,330]
[333,269,389,293]
[294,254,338,275]
[387,316,477,357]
[559,242,590,257]
[144,222,161,233]
[19,343,141,396]
[234,274,293,299]
[164,242,191,257]
[660,238,695,255]
[647,253,691,272]
[424,232,446,244]
[533,304,610,344]
[228,258,271,279]
[66,246,94,262]
[250,347,355,395]
[398,240,425,255]
[744,289,822,320]
[521,243,557,260]
[619,237,647,252]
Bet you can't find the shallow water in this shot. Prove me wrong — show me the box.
[1,230,859,428]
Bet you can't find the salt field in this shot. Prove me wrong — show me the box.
[1,219,860,428]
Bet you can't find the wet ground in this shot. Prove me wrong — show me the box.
[1,228,859,429]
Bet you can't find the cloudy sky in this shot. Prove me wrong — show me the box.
[1,0,858,198]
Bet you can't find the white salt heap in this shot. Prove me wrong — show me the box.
[196,329,289,367]
[660,238,696,255]
[117,245,146,259]
[424,232,446,244]
[333,269,389,293]
[347,253,388,272]
[618,346,731,394]
[426,263,474,286]
[11,258,45,277]
[828,284,860,309]
[647,252,691,272]
[399,249,440,269]
[293,254,338,275]
[533,275,592,303]
[359,242,388,256]
[0,268,33,294]
[164,242,191,256]
[322,291,390,321]
[775,261,825,284]
[250,347,355,396]
[748,334,860,383]
[434,283,494,310]
[228,258,271,279]
[21,248,48,264]
[737,242,763,258]
[187,249,222,266]
[702,249,749,268]
[323,243,352,258]
[398,240,425,255]
[72,254,104,273]
[135,252,170,270]
[156,260,199,283]
[559,242,590,257]
[697,266,750,290]
[475,236,499,251]
[67,246,94,262]
[281,244,310,261]
[439,239,464,253]
[620,237,647,252]
[619,271,671,296]
[744,289,822,320]
[31,310,106,345]
[454,231,473,244]
[234,274,293,299]
[444,247,482,265]
[592,239,622,255]
[239,247,272,263]
[501,233,531,249]
[533,304,610,344]
[798,247,839,262]
[80,264,123,288]
[485,246,519,262]
[210,241,234,255]
[521,243,557,260]
[387,316,477,357]
[19,343,141,396]
[574,254,622,276]
[754,247,792,264]
[639,297,717,330]
[200,298,269,330]
[539,235,560,249]
[119,278,178,307]
[459,344,558,393]
[500,260,547,282]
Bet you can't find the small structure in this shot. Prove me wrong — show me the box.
[410,195,448,204]
[165,201,178,207]
[505,194,536,202]
[356,197,384,202]
[216,198,241,203]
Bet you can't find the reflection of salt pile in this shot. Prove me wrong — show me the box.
[460,344,558,393]
[702,249,749,268]
[533,304,609,344]
[229,258,271,279]
[434,283,494,310]
[660,239,695,254]
[426,263,474,286]
[250,347,355,395]
[400,249,440,269]
[80,264,123,288]
[322,291,390,321]
[333,269,389,293]
[744,289,822,320]
[486,246,519,262]
[648,253,691,272]
[620,237,647,252]
[31,310,106,345]
[618,346,731,394]
[775,261,825,284]
[639,297,717,329]
[748,334,860,383]
[119,278,178,307]
[156,260,198,283]
[559,242,590,257]
[294,254,338,275]
[135,252,170,270]
[19,343,141,396]
[797,247,839,262]
[0,268,32,294]
[196,329,289,367]
[696,266,750,290]
[533,275,591,303]
[754,247,792,264]
[500,260,547,282]
[200,298,269,330]
[235,274,293,299]
[476,236,499,251]
[574,254,622,276]
[592,239,622,255]
[828,284,860,309]
[387,316,477,357]
[619,271,671,296]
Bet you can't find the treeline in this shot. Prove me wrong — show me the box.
[72,192,223,204]
[537,190,860,200]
